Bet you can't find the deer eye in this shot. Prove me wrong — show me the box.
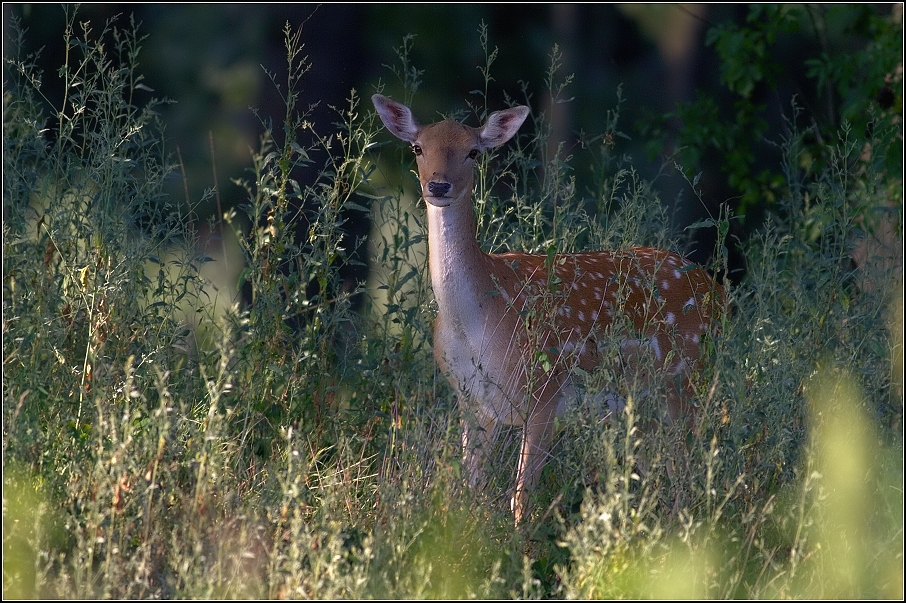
[412,144,422,156]
[468,149,479,160]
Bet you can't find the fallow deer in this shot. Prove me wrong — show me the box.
[372,93,724,524]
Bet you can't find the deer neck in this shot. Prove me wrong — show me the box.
[426,194,496,320]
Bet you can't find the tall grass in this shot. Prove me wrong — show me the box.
[4,11,902,599]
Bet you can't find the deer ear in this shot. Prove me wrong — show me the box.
[479,106,530,149]
[372,94,420,143]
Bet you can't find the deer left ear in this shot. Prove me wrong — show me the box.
[373,94,420,143]
[479,106,530,149]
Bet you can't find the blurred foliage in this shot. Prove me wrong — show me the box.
[642,4,902,225]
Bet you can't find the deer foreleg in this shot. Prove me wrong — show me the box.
[512,395,558,524]
[461,405,499,489]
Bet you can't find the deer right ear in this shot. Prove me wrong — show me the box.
[372,94,420,143]
[479,105,530,149]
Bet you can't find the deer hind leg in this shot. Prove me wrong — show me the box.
[616,332,697,423]
[617,336,657,406]
[661,331,703,425]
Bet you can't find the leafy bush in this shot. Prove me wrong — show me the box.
[643,4,903,222]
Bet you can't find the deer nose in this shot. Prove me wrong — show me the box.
[427,181,451,197]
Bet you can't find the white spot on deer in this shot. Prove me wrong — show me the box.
[620,339,640,354]
[661,280,670,291]
[605,392,626,414]
[673,269,681,279]
[651,336,663,361]
[666,312,676,325]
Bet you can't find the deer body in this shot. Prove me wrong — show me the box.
[372,94,723,524]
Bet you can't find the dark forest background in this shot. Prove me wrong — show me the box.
[9,3,900,292]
